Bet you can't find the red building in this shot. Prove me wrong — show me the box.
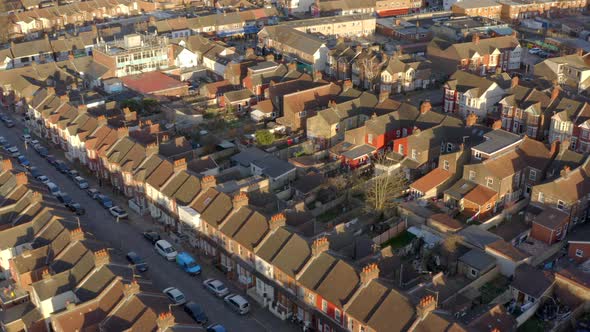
[568,225,590,263]
[530,207,570,245]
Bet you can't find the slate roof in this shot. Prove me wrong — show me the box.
[459,249,496,271]
[511,264,554,299]
[260,25,325,56]
[473,129,522,155]
[446,70,497,98]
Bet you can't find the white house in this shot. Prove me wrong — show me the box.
[443,70,504,119]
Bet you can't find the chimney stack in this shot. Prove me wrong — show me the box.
[269,213,286,232]
[550,140,559,157]
[343,80,353,91]
[146,143,158,156]
[1,159,13,172]
[173,158,187,172]
[60,94,69,103]
[157,312,175,330]
[41,269,51,280]
[360,263,380,286]
[46,86,56,96]
[551,86,561,101]
[379,90,390,103]
[124,279,141,298]
[417,295,437,319]
[31,191,43,203]
[491,120,502,130]
[561,165,571,177]
[78,104,87,112]
[69,227,85,241]
[232,192,249,209]
[117,127,129,139]
[287,62,297,72]
[314,71,323,82]
[265,53,275,62]
[511,75,519,89]
[15,172,28,186]
[96,115,108,126]
[245,48,255,57]
[201,175,217,190]
[466,113,478,127]
[94,249,110,267]
[420,100,432,114]
[577,48,584,56]
[472,33,480,45]
[311,237,329,257]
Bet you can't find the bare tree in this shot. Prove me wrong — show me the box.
[364,172,406,217]
[441,234,463,275]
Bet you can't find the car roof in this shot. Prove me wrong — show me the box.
[228,294,247,304]
[156,239,172,247]
[210,280,224,287]
[168,288,183,296]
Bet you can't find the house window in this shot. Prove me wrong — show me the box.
[470,268,478,277]
[298,111,307,118]
[469,170,476,181]
[557,200,566,211]
[348,318,355,330]
[443,160,450,171]
[398,145,404,154]
[334,308,341,322]
[367,134,374,144]
[486,203,491,210]
[411,149,417,160]
[321,299,328,313]
[529,169,537,181]
[486,178,493,187]
[556,227,562,237]
[576,249,584,257]
[538,192,545,203]
[446,143,453,152]
[474,151,481,160]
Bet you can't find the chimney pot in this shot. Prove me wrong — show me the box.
[70,227,85,241]
[360,262,380,286]
[15,172,28,186]
[511,76,519,88]
[201,175,217,190]
[491,120,502,130]
[466,113,478,127]
[270,213,286,231]
[311,237,329,257]
[1,159,13,172]
[420,100,432,114]
[232,192,249,208]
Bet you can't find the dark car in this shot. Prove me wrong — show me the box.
[57,193,73,205]
[184,302,208,324]
[29,167,41,178]
[46,155,57,165]
[126,251,148,272]
[66,202,86,215]
[17,155,30,167]
[86,188,100,199]
[142,231,161,244]
[96,194,113,208]
[4,120,15,128]
[54,160,70,174]
[37,147,48,157]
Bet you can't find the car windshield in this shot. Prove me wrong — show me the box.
[164,247,176,254]
[216,284,226,291]
[187,261,199,268]
[175,294,185,301]
[61,195,72,202]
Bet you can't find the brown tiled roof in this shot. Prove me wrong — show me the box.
[145,160,174,189]
[486,240,530,262]
[429,213,463,231]
[173,175,201,206]
[511,264,554,299]
[463,185,497,206]
[255,227,311,277]
[200,191,232,228]
[410,168,452,194]
[366,286,417,332]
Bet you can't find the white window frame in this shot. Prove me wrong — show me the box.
[474,151,481,160]
[576,249,584,257]
[529,169,537,181]
[486,178,493,187]
[443,160,450,171]
[469,170,476,181]
[538,192,544,203]
[334,308,341,322]
[321,299,328,313]
[557,200,566,211]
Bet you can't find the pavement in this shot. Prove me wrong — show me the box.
[0,113,299,332]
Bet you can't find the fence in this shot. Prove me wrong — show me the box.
[479,199,529,230]
[310,195,346,217]
[372,219,407,245]
[516,301,541,327]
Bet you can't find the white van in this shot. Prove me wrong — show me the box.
[155,240,178,261]
[224,294,250,315]
[46,182,60,196]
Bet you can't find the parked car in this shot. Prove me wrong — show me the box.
[30,139,39,147]
[86,188,100,199]
[143,231,161,244]
[17,155,30,167]
[54,160,69,174]
[109,206,128,219]
[126,251,148,272]
[21,134,31,142]
[206,324,227,332]
[29,167,41,178]
[4,120,15,128]
[46,182,61,196]
[176,252,201,275]
[66,202,86,215]
[67,170,79,179]
[57,193,73,205]
[36,175,50,184]
[45,155,57,165]
[7,146,19,157]
[163,287,186,305]
[155,240,178,261]
[96,195,113,208]
[224,294,249,315]
[184,301,208,324]
[73,176,89,189]
[0,137,7,145]
[203,279,229,297]
[37,147,48,157]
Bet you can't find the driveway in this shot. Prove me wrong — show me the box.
[0,113,297,332]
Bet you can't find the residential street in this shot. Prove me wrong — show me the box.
[1,114,298,332]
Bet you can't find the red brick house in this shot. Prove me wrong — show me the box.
[568,224,590,263]
[462,184,498,220]
[530,207,569,245]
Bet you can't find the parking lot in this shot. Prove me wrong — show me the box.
[0,110,298,332]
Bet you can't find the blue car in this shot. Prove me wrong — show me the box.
[17,155,30,167]
[206,324,227,332]
[96,194,113,209]
[176,252,201,275]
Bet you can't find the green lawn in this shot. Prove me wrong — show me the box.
[381,230,416,249]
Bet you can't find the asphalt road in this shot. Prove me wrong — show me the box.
[0,115,297,332]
